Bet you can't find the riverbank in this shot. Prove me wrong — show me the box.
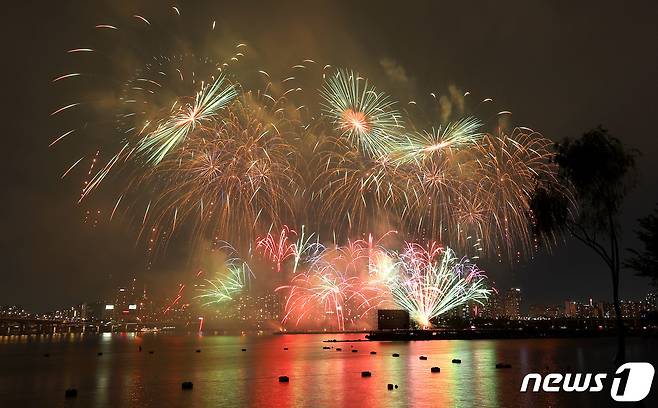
[365,327,657,341]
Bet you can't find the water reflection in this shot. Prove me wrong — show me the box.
[0,334,655,407]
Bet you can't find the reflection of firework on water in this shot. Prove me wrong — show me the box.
[320,69,403,158]
[391,246,490,328]
[196,259,254,306]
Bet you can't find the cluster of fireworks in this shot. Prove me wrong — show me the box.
[51,5,570,328]
[198,228,489,329]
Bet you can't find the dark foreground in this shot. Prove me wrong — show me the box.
[0,333,656,407]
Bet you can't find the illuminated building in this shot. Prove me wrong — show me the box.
[503,288,522,319]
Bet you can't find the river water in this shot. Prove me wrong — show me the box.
[0,333,656,407]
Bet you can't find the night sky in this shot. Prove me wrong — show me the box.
[2,0,657,311]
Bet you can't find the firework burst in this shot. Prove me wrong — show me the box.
[132,93,303,249]
[391,246,490,328]
[196,259,254,306]
[320,69,403,158]
[135,74,237,165]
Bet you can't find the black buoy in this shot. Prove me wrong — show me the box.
[97,352,103,356]
[361,371,372,377]
[395,385,398,389]
[370,351,377,355]
[322,346,330,349]
[452,359,461,364]
[196,349,201,353]
[419,356,427,360]
[336,348,342,351]
[431,366,441,373]
[148,350,154,354]
[241,348,247,352]
[351,349,358,353]
[181,381,193,390]
[387,384,394,390]
[43,353,50,358]
[138,345,142,352]
[495,363,512,369]
[392,353,400,357]
[64,388,77,398]
[278,376,290,383]
[283,347,288,351]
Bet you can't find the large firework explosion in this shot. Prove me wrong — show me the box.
[51,4,573,328]
[390,245,490,328]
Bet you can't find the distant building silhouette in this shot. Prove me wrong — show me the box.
[503,288,522,319]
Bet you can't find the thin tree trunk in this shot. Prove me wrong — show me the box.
[612,265,625,364]
[609,210,625,364]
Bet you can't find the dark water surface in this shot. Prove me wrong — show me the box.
[0,333,656,407]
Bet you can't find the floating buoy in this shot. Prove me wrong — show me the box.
[370,351,377,355]
[283,347,288,351]
[495,363,512,369]
[392,353,400,357]
[138,346,142,352]
[181,381,193,390]
[395,385,398,389]
[336,348,342,351]
[278,376,289,383]
[352,349,358,353]
[419,356,427,360]
[361,371,372,377]
[196,349,201,353]
[241,348,247,352]
[64,388,77,398]
[97,352,103,356]
[431,366,441,373]
[148,351,154,354]
[43,353,50,358]
[322,346,330,349]
[452,359,461,364]
[387,384,394,390]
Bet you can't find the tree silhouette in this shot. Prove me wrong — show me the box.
[530,126,637,363]
[625,205,658,287]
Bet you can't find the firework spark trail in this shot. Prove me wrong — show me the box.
[291,225,324,274]
[313,139,411,235]
[391,246,490,328]
[163,284,186,315]
[274,232,398,330]
[275,235,490,330]
[129,94,302,250]
[320,69,404,158]
[257,225,297,273]
[195,259,254,306]
[136,74,237,165]
[471,129,560,259]
[393,117,484,163]
[53,2,571,268]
